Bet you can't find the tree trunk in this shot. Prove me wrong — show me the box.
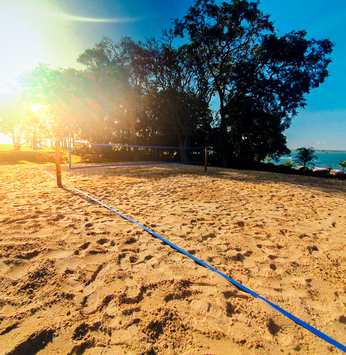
[215,84,229,168]
[33,125,38,151]
[129,114,138,161]
[12,130,21,150]
[178,137,188,162]
[220,108,229,168]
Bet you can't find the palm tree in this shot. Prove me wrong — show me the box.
[294,147,318,170]
[284,159,295,168]
[338,161,346,172]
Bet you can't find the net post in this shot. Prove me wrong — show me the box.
[55,140,62,187]
[68,140,72,170]
[204,147,208,173]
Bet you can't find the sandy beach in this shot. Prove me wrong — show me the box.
[0,164,345,354]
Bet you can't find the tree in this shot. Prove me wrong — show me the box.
[77,37,147,152]
[283,159,295,168]
[59,68,121,144]
[174,0,334,167]
[18,65,79,143]
[18,64,115,145]
[225,97,290,163]
[338,161,346,172]
[142,38,212,158]
[0,97,25,150]
[78,36,212,161]
[294,147,318,170]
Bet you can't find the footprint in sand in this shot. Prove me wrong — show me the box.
[16,220,29,224]
[267,318,281,336]
[269,264,277,271]
[96,238,109,245]
[338,316,346,324]
[51,214,65,221]
[124,237,137,244]
[74,242,91,255]
[201,232,216,241]
[19,250,41,260]
[129,255,138,263]
[80,242,91,250]
[5,328,55,354]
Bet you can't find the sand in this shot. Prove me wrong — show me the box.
[0,163,345,355]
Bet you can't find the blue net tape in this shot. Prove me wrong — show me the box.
[70,161,202,170]
[39,168,346,353]
[69,142,204,170]
[73,141,204,149]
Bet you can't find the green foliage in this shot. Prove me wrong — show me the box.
[294,147,318,169]
[338,161,346,172]
[283,159,295,168]
[0,97,24,149]
[0,145,47,164]
[0,144,72,165]
[174,0,334,166]
[76,36,212,160]
[2,0,334,167]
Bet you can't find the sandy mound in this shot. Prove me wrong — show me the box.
[0,164,345,354]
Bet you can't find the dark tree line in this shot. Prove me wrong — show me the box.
[0,0,334,167]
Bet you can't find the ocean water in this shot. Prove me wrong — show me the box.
[276,152,346,170]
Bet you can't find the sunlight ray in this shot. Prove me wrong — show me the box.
[36,10,145,23]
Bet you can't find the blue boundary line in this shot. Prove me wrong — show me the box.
[39,168,346,353]
[69,141,204,170]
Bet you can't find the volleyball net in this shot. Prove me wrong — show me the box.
[69,142,205,170]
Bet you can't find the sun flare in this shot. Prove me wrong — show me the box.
[0,6,44,93]
[36,9,143,23]
[0,1,83,95]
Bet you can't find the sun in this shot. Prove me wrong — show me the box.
[0,0,145,95]
[0,0,84,95]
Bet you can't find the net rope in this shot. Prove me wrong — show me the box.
[69,141,204,170]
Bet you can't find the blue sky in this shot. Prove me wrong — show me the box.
[1,0,345,150]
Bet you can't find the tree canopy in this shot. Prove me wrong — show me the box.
[0,0,334,166]
[174,0,334,166]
